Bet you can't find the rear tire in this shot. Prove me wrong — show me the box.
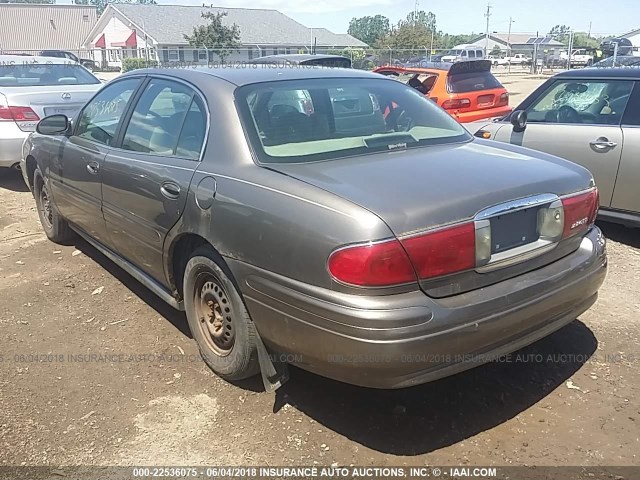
[183,246,260,381]
[33,169,73,243]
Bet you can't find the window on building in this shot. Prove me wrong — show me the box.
[198,49,208,61]
[168,49,179,61]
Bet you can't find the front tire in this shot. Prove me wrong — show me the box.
[183,246,260,381]
[34,169,73,243]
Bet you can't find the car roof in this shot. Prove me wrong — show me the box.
[126,66,385,86]
[249,54,348,63]
[554,66,640,79]
[0,54,78,65]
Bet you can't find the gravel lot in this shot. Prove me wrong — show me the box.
[0,76,638,470]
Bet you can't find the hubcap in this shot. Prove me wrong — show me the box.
[195,276,235,355]
[40,184,53,229]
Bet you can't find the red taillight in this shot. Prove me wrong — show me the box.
[561,188,599,238]
[401,222,476,280]
[442,98,471,110]
[496,92,509,107]
[0,105,39,122]
[328,239,416,287]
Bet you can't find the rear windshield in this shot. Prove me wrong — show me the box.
[447,71,502,93]
[237,77,470,164]
[0,63,99,87]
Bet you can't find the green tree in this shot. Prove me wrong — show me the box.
[347,15,390,47]
[183,11,241,64]
[399,10,437,32]
[376,10,438,50]
[571,32,599,49]
[73,0,157,16]
[549,24,571,44]
[490,45,502,56]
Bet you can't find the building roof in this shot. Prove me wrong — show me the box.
[472,32,564,47]
[103,4,366,48]
[0,4,97,52]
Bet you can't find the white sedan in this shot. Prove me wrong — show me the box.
[0,55,102,171]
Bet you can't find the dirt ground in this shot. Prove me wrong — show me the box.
[1,75,639,470]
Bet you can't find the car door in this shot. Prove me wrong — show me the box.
[492,78,634,207]
[101,77,207,282]
[611,80,640,214]
[52,77,142,243]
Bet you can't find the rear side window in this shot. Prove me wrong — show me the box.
[121,79,194,156]
[447,71,502,93]
[176,96,207,160]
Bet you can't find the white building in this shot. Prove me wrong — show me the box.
[83,4,367,68]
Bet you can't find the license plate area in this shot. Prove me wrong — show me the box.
[490,206,540,254]
[44,107,79,117]
[475,194,562,272]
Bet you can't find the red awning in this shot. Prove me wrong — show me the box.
[125,30,137,48]
[94,33,106,49]
[112,30,137,48]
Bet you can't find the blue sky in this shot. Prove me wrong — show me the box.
[66,0,640,36]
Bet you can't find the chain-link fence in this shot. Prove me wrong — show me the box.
[1,46,603,73]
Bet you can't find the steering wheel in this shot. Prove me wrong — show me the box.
[396,111,416,132]
[556,105,581,124]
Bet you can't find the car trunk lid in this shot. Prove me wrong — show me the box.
[270,140,594,296]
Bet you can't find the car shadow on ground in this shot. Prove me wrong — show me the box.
[71,236,192,339]
[597,221,640,249]
[274,320,597,455]
[0,168,30,193]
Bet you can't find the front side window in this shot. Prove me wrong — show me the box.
[121,78,194,155]
[75,78,141,146]
[525,79,634,125]
[237,77,470,164]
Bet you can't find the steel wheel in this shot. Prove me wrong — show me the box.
[39,182,54,230]
[194,274,235,356]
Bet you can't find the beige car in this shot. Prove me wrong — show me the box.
[475,67,640,227]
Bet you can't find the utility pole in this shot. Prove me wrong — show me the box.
[414,0,419,27]
[507,17,514,73]
[588,21,592,38]
[484,3,492,57]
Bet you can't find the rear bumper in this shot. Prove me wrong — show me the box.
[231,227,607,389]
[452,105,513,123]
[0,123,29,168]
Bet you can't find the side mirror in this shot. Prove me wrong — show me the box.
[36,114,70,136]
[511,110,528,133]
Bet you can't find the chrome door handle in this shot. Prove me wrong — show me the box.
[86,161,100,175]
[160,182,180,199]
[589,138,617,149]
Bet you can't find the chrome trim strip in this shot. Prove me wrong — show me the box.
[475,193,559,220]
[476,241,556,273]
